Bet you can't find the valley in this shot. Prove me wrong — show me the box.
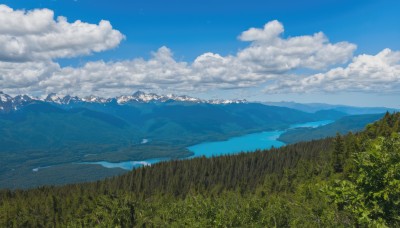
[2,112,399,227]
[1,2,399,226]
[33,120,332,172]
[0,91,390,189]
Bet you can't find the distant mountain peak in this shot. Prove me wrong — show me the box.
[118,91,207,104]
[0,91,247,113]
[0,92,12,103]
[82,95,108,103]
[132,91,146,97]
[45,93,63,104]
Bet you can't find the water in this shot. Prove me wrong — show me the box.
[80,158,164,170]
[76,120,333,171]
[290,120,334,129]
[187,130,285,158]
[187,120,333,158]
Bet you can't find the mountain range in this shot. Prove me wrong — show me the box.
[0,91,393,189]
[264,101,398,115]
[0,91,246,113]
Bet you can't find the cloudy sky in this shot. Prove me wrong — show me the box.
[0,0,399,107]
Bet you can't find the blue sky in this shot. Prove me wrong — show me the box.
[4,0,399,61]
[0,0,399,107]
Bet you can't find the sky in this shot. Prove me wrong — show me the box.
[0,0,399,107]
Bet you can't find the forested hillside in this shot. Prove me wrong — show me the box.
[279,113,384,144]
[0,101,345,189]
[1,112,399,227]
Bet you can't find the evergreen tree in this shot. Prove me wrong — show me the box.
[328,135,400,226]
[1,112,399,227]
[333,133,344,173]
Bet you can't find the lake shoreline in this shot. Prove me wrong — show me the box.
[79,120,333,170]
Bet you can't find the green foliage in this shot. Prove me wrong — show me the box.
[333,133,345,173]
[0,190,136,227]
[328,135,400,226]
[1,112,399,227]
[0,136,339,227]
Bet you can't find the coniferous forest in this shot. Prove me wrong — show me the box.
[1,112,400,227]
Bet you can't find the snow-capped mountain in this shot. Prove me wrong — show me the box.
[116,91,204,104]
[0,92,12,112]
[116,91,246,104]
[45,93,64,104]
[0,92,40,112]
[0,91,247,113]
[81,95,109,103]
[0,91,12,103]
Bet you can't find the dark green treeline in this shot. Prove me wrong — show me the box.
[1,112,399,227]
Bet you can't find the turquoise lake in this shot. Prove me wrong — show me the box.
[187,120,333,158]
[78,120,333,170]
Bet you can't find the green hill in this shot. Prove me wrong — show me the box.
[1,113,399,227]
[278,113,384,144]
[0,102,345,189]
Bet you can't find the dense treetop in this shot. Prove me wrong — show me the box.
[1,112,399,227]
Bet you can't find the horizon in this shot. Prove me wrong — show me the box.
[0,1,399,107]
[1,90,398,109]
[1,2,399,224]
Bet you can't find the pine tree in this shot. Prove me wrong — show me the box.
[333,133,344,173]
[393,118,400,133]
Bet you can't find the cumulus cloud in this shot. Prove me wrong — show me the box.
[185,20,356,91]
[237,20,356,72]
[239,20,284,43]
[38,47,194,95]
[0,61,59,89]
[0,6,361,96]
[265,48,400,94]
[0,4,124,62]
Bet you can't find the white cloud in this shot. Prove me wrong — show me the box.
[237,20,356,72]
[187,20,356,90]
[38,47,194,96]
[0,7,361,96]
[0,61,59,89]
[265,48,400,94]
[239,20,284,43]
[0,5,54,35]
[0,4,124,62]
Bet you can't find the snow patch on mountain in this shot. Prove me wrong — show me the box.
[0,91,12,103]
[0,91,247,113]
[82,95,109,103]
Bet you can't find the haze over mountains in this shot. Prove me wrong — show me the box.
[264,101,398,115]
